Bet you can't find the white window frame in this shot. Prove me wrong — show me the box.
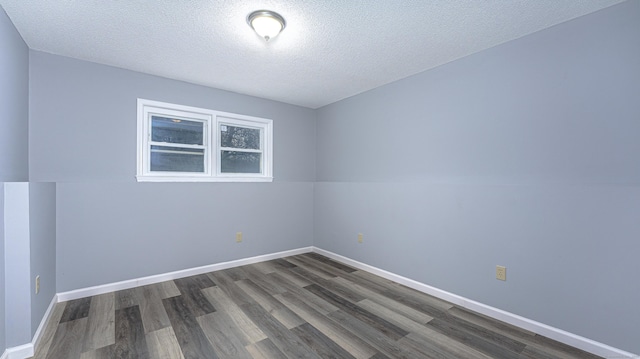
[137,99,273,182]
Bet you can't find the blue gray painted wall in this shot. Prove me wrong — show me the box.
[1,6,29,354]
[3,183,32,347]
[28,52,317,292]
[315,1,639,354]
[0,182,5,353]
[0,6,28,182]
[29,182,56,338]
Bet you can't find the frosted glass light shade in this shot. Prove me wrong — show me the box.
[247,10,286,42]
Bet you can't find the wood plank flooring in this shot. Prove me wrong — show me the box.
[31,253,602,359]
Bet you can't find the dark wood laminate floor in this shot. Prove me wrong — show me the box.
[31,253,602,359]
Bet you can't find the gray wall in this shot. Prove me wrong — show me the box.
[0,182,5,353]
[0,7,28,182]
[28,52,315,183]
[1,6,29,354]
[29,182,56,337]
[28,52,317,292]
[315,1,639,354]
[3,183,32,347]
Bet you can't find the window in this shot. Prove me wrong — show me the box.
[137,99,273,182]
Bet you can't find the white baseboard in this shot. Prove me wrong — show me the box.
[312,247,638,359]
[1,295,56,359]
[2,344,33,359]
[32,295,58,351]
[57,247,313,302]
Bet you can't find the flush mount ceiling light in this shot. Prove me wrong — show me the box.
[247,10,286,42]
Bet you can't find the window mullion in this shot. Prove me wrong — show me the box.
[219,147,262,153]
[149,141,206,150]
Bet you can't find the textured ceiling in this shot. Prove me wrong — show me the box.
[0,1,626,108]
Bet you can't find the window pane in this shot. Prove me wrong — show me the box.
[221,151,261,173]
[150,146,204,172]
[151,116,204,145]
[220,125,260,149]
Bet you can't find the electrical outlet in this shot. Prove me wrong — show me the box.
[496,265,506,281]
[357,233,363,243]
[236,232,243,243]
[35,275,40,294]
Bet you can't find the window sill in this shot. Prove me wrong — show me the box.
[136,175,273,183]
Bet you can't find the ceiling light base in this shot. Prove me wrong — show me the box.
[247,10,286,42]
